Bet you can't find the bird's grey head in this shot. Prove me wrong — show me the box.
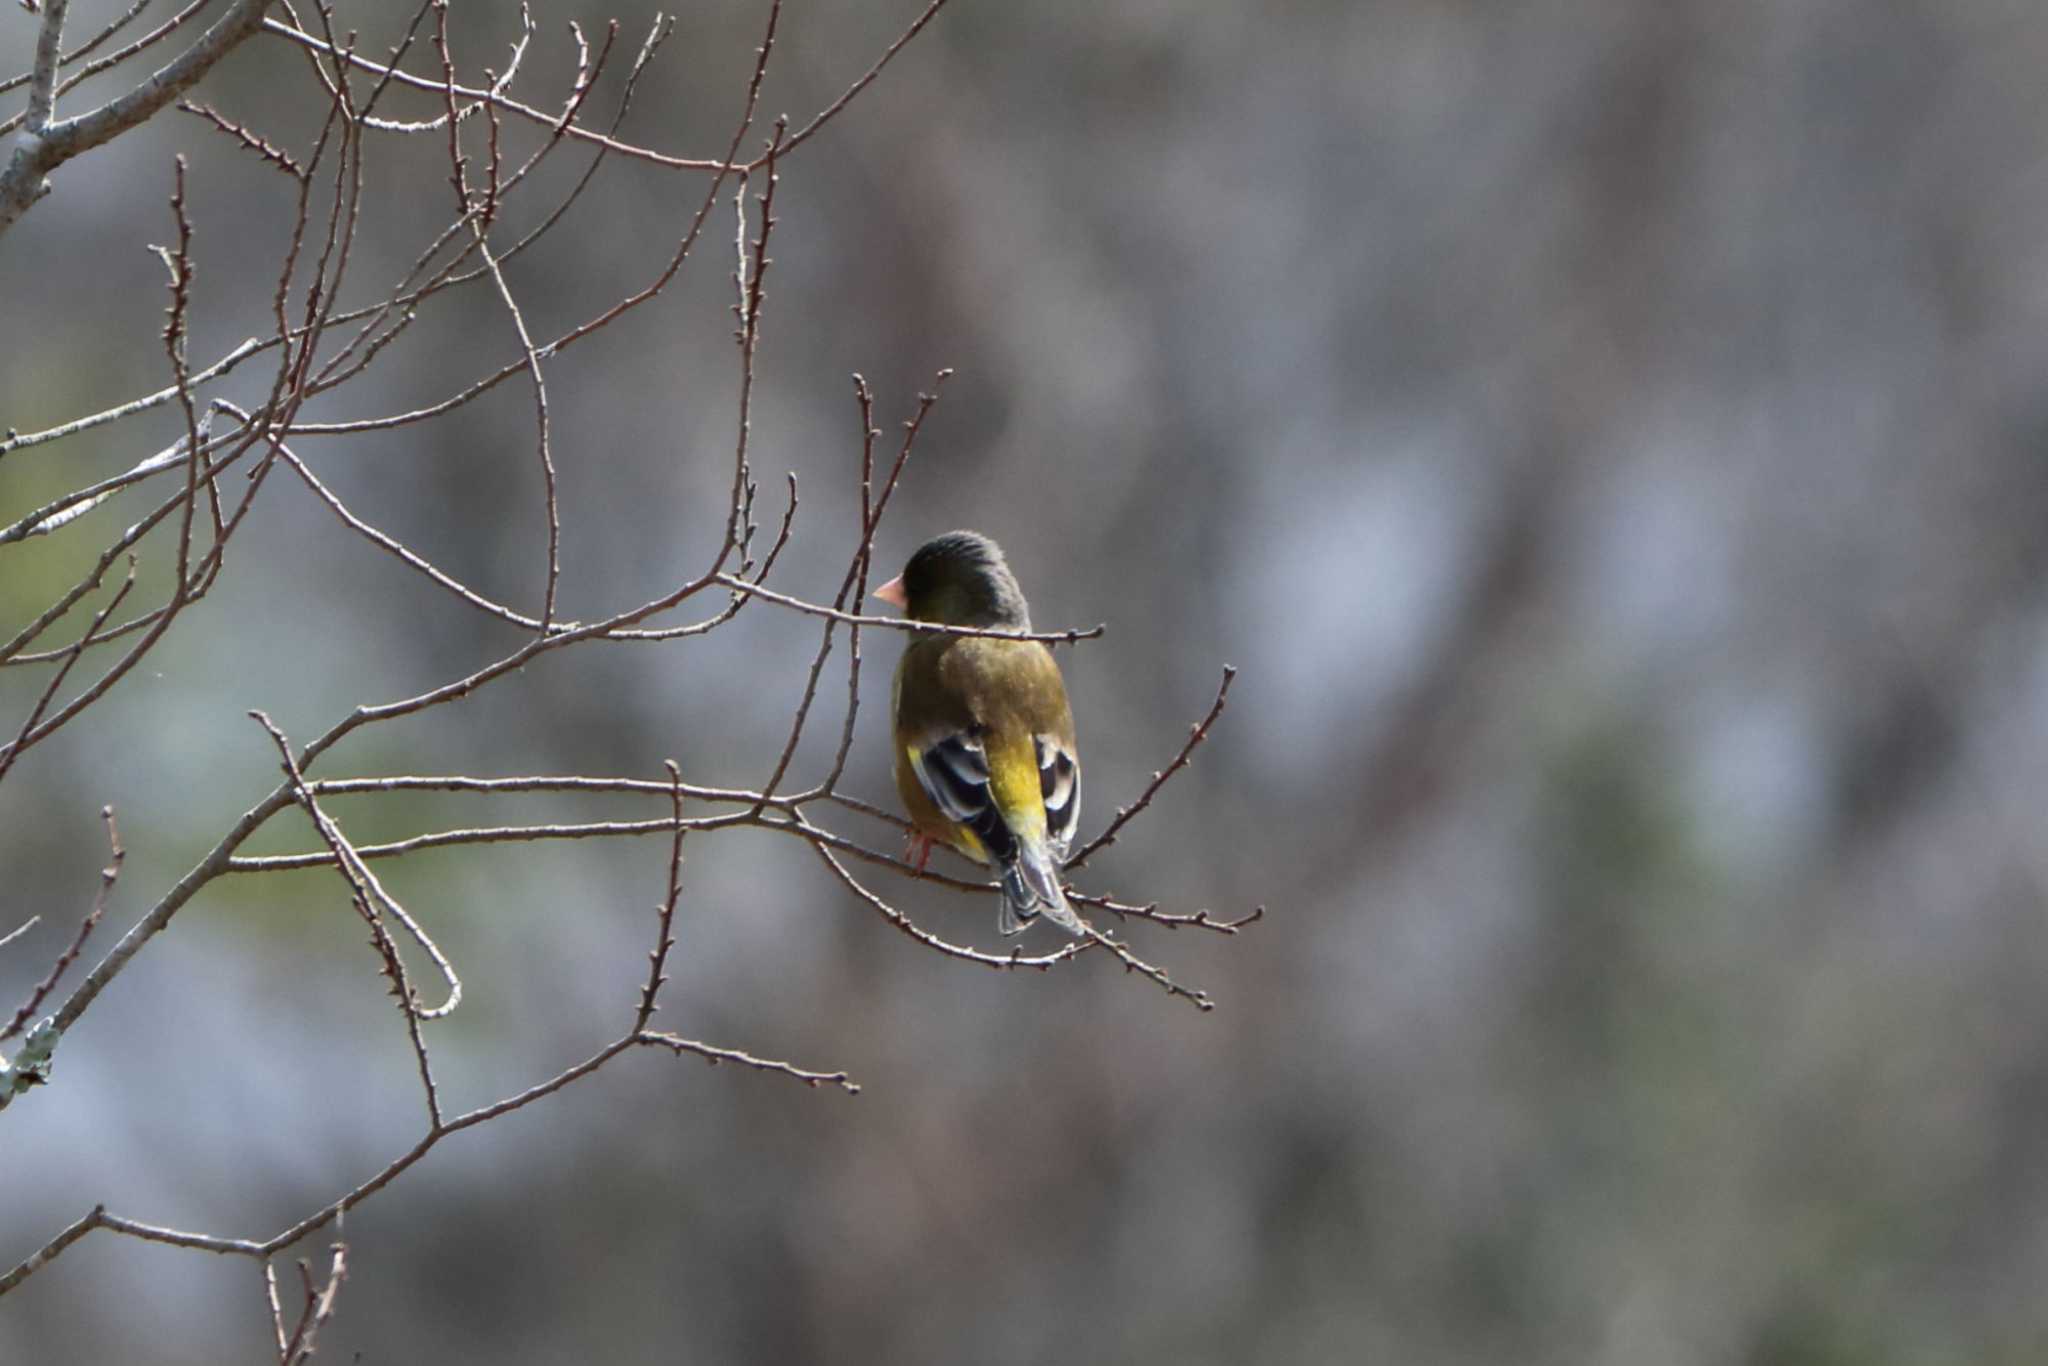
[897,530,1031,629]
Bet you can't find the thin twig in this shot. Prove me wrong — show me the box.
[717,574,1105,645]
[223,813,755,872]
[0,807,120,1041]
[279,1,778,443]
[775,0,955,162]
[0,337,260,462]
[264,1261,287,1357]
[0,1206,107,1296]
[252,713,451,1127]
[160,155,204,595]
[279,1239,346,1364]
[1080,927,1214,1012]
[1070,892,1266,936]
[0,430,250,666]
[307,772,778,804]
[633,764,687,1031]
[474,225,560,627]
[1063,665,1236,873]
[821,376,883,793]
[637,1031,859,1093]
[259,17,730,173]
[0,561,138,787]
[0,419,223,545]
[805,373,940,800]
[180,99,305,178]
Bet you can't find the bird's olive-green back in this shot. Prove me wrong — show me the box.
[894,635,1075,749]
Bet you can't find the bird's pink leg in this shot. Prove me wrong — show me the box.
[906,831,936,872]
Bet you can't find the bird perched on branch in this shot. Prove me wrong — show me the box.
[873,531,1086,935]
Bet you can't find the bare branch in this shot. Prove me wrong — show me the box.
[278,1239,346,1365]
[0,0,162,101]
[24,0,70,132]
[0,0,225,141]
[0,1206,107,1296]
[0,0,273,238]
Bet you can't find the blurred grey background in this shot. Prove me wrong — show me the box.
[6,0,2048,1361]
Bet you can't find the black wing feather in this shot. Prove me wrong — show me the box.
[914,733,1018,868]
[1037,735,1080,857]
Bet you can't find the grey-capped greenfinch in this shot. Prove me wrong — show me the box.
[873,531,1084,935]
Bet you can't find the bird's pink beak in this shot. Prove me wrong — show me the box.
[872,575,908,610]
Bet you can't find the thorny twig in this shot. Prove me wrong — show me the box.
[1063,665,1238,874]
[1,806,122,1044]
[634,763,688,1032]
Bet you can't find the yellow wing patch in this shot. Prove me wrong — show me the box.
[986,732,1047,841]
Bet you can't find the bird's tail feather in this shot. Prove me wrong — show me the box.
[999,841,1086,936]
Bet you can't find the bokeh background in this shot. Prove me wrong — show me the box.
[7,1,2048,1361]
